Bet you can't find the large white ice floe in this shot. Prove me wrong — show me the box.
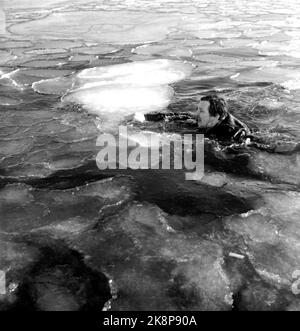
[64,59,193,116]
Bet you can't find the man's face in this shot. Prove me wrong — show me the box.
[197,100,220,129]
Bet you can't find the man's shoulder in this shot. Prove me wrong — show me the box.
[207,113,250,142]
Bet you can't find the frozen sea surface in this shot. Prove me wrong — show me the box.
[1,0,300,311]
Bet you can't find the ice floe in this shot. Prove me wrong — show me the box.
[0,69,24,90]
[0,96,22,106]
[243,28,280,38]
[0,50,16,65]
[132,44,193,58]
[0,40,32,49]
[132,44,173,56]
[64,59,193,116]
[219,39,254,48]
[32,77,73,95]
[0,10,5,35]
[24,48,67,55]
[193,54,239,64]
[66,85,174,116]
[231,67,300,90]
[252,40,300,58]
[9,11,182,44]
[71,45,119,55]
[10,68,72,86]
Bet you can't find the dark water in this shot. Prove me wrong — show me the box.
[1,0,300,311]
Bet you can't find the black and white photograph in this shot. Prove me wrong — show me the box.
[0,0,300,316]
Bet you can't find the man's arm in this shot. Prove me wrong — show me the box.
[231,115,251,142]
[144,111,197,124]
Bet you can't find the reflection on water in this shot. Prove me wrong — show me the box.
[1,0,300,311]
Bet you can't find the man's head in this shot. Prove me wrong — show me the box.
[197,95,228,129]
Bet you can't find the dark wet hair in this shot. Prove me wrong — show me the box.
[200,95,228,119]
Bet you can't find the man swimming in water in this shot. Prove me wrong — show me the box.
[145,94,251,143]
[197,95,251,142]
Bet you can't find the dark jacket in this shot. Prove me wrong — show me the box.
[204,113,251,142]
